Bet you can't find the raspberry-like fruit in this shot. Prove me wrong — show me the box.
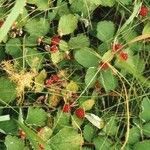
[50,45,58,53]
[63,104,71,113]
[75,108,85,119]
[100,62,109,70]
[139,6,149,17]
[19,129,26,140]
[0,20,4,27]
[112,43,123,52]
[119,51,128,61]
[51,75,60,82]
[51,36,61,46]
[39,144,45,150]
[45,79,53,87]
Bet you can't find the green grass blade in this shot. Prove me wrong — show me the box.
[0,0,26,43]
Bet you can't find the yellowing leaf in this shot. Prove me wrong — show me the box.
[81,99,95,111]
[66,81,79,92]
[34,70,47,92]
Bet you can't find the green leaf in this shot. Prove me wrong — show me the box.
[5,135,26,150]
[17,121,52,150]
[25,48,43,71]
[97,21,115,42]
[0,77,17,104]
[98,69,118,92]
[132,55,145,73]
[98,42,111,55]
[93,136,112,150]
[100,0,115,7]
[70,0,100,17]
[115,55,150,88]
[27,0,50,10]
[133,140,150,150]
[103,116,118,136]
[142,21,150,34]
[128,127,141,144]
[85,67,98,88]
[49,127,83,150]
[5,38,22,58]
[102,50,114,62]
[83,123,96,142]
[25,18,49,36]
[71,114,84,128]
[58,14,78,36]
[0,119,18,134]
[139,97,150,122]
[69,34,90,49]
[59,40,69,52]
[26,107,47,126]
[82,147,92,150]
[56,1,70,16]
[116,0,132,5]
[54,110,70,132]
[142,122,150,137]
[74,48,100,68]
[25,35,38,47]
[34,69,47,92]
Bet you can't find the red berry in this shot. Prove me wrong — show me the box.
[39,144,45,150]
[119,51,128,61]
[0,20,4,28]
[63,104,71,113]
[50,45,58,53]
[112,43,123,52]
[19,130,26,140]
[45,79,53,87]
[51,36,61,45]
[139,6,149,17]
[100,62,109,70]
[75,108,85,119]
[51,75,60,82]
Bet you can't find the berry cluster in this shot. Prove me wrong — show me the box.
[99,43,129,71]
[45,74,60,87]
[62,103,85,119]
[50,36,61,53]
[112,43,128,61]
